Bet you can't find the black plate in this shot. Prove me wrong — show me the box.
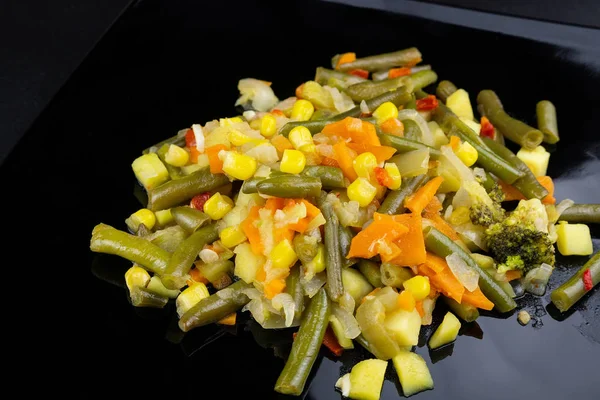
[4,1,598,398]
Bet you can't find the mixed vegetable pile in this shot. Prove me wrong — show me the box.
[90,48,600,398]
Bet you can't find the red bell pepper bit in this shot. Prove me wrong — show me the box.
[374,167,392,187]
[185,128,196,148]
[349,69,369,79]
[582,269,593,292]
[415,95,439,111]
[190,192,211,211]
[480,116,495,139]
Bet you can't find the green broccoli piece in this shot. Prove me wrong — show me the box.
[458,181,504,227]
[485,199,554,273]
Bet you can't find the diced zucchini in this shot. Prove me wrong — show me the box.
[373,286,400,312]
[428,121,449,149]
[154,209,174,228]
[176,282,209,317]
[428,312,461,349]
[516,145,550,177]
[348,359,388,400]
[342,268,374,305]
[459,117,481,133]
[392,352,434,397]
[555,222,593,256]
[235,191,265,208]
[221,205,249,228]
[389,149,430,178]
[329,315,354,349]
[384,308,421,346]
[146,276,180,299]
[131,153,169,190]
[233,242,265,283]
[446,89,474,120]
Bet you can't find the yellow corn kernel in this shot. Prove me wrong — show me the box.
[288,126,314,150]
[176,282,210,317]
[221,151,258,180]
[280,149,306,174]
[347,177,377,207]
[228,129,253,146]
[220,225,248,248]
[455,141,478,167]
[164,144,189,167]
[291,99,315,121]
[124,265,151,292]
[269,239,298,270]
[154,209,173,228]
[353,152,378,179]
[516,146,550,177]
[384,163,402,190]
[219,117,244,127]
[449,206,471,225]
[125,208,156,232]
[260,114,278,137]
[299,144,317,154]
[403,276,430,301]
[203,193,234,220]
[373,101,399,124]
[131,153,169,190]
[556,222,593,256]
[249,118,262,130]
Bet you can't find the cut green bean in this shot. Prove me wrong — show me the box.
[320,200,344,302]
[162,224,218,290]
[198,259,234,284]
[293,234,319,264]
[339,225,357,268]
[482,137,549,199]
[178,280,251,332]
[378,174,429,215]
[302,166,346,189]
[344,76,414,102]
[380,263,413,288]
[171,206,210,234]
[424,226,517,313]
[536,100,560,144]
[358,260,383,288]
[157,144,185,180]
[286,265,305,320]
[408,70,438,91]
[477,90,543,150]
[314,67,366,88]
[240,177,263,194]
[147,167,229,211]
[558,204,600,224]
[433,103,525,184]
[257,175,322,198]
[436,80,458,103]
[275,288,330,395]
[551,252,600,312]
[279,120,331,137]
[333,87,414,120]
[443,297,479,322]
[130,287,169,308]
[379,134,441,159]
[90,223,170,275]
[336,48,422,72]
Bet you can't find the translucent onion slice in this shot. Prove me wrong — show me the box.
[446,253,479,292]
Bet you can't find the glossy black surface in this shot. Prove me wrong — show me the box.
[4,0,598,398]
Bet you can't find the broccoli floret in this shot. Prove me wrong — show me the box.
[486,180,505,204]
[485,199,554,273]
[455,181,504,227]
[469,202,504,227]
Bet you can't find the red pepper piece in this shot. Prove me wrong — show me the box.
[416,95,439,111]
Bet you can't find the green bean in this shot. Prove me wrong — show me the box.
[344,76,412,102]
[302,166,346,189]
[404,93,417,110]
[482,137,549,199]
[551,252,600,312]
[336,48,422,72]
[408,70,438,91]
[171,206,210,234]
[286,265,305,320]
[402,119,420,139]
[156,144,184,180]
[147,167,229,211]
[334,87,414,120]
[311,109,336,121]
[146,225,188,253]
[424,226,517,313]
[536,100,560,144]
[558,204,600,224]
[256,175,322,198]
[339,225,357,268]
[178,280,251,332]
[436,80,458,103]
[443,297,479,322]
[358,260,383,288]
[275,288,330,395]
[240,177,263,194]
[433,103,525,184]
[162,224,218,290]
[130,287,169,308]
[90,223,170,275]
[378,174,429,215]
[320,200,344,302]
[198,259,233,284]
[314,67,366,88]
[293,234,319,264]
[380,263,413,287]
[142,130,187,154]
[379,134,441,159]
[279,120,331,137]
[477,90,543,150]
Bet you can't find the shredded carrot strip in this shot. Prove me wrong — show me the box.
[205,144,227,174]
[333,141,358,181]
[383,213,427,267]
[346,143,397,163]
[449,135,461,151]
[336,52,356,69]
[189,267,209,284]
[499,176,556,205]
[321,156,340,168]
[461,287,494,311]
[388,67,411,79]
[347,215,409,259]
[217,313,237,325]
[322,117,380,146]
[380,118,404,136]
[241,206,263,255]
[271,135,293,155]
[405,176,444,214]
[398,290,416,311]
[264,278,286,299]
[415,301,425,317]
[505,269,523,281]
[349,69,369,79]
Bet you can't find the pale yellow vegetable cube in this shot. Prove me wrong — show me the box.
[329,315,354,349]
[131,153,169,190]
[342,268,374,305]
[384,308,422,346]
[348,359,388,400]
[556,222,593,256]
[446,89,474,120]
[154,209,174,228]
[392,352,434,397]
[460,117,481,133]
[233,242,265,283]
[428,312,461,349]
[516,146,550,177]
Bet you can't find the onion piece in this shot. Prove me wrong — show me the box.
[332,304,361,339]
[397,109,435,146]
[360,100,370,114]
[338,291,356,313]
[454,222,488,251]
[446,253,479,291]
[271,293,296,327]
[192,124,205,153]
[235,78,279,112]
[302,271,327,298]
[522,263,553,296]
